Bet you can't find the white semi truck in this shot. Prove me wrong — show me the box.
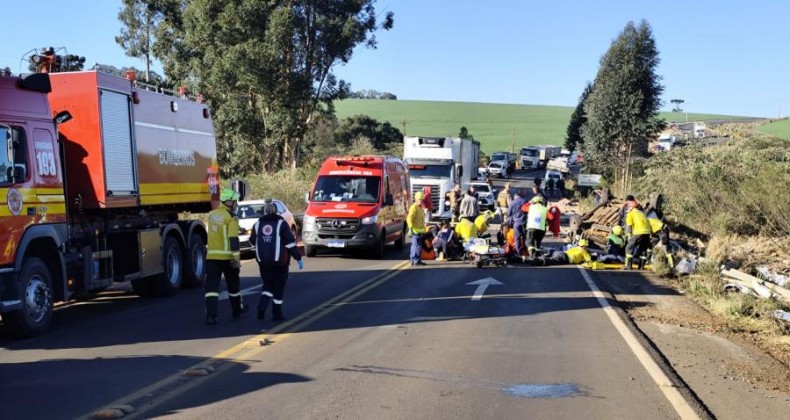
[403,136,480,220]
[519,145,561,169]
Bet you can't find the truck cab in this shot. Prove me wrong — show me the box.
[302,156,409,258]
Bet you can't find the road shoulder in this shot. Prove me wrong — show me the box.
[592,270,790,419]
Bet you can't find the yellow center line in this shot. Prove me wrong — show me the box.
[78,260,411,420]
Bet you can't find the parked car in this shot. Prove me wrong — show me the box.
[488,160,510,178]
[237,199,298,253]
[466,181,496,212]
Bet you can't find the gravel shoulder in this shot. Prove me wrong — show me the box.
[594,270,790,419]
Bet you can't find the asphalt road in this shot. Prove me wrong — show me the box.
[0,168,694,419]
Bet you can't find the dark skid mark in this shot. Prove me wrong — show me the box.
[337,366,585,399]
[504,383,582,399]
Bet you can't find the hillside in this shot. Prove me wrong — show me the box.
[756,118,790,140]
[334,99,751,153]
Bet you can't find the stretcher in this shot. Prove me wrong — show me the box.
[464,239,508,268]
[583,261,653,271]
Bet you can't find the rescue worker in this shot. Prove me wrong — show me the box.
[496,183,512,225]
[507,188,527,258]
[474,210,495,234]
[618,194,638,226]
[204,188,245,325]
[532,239,593,266]
[407,191,428,266]
[525,195,551,259]
[607,225,627,260]
[249,199,304,321]
[459,186,479,222]
[624,201,652,270]
[447,184,462,223]
[454,218,479,243]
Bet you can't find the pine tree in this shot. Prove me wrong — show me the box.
[565,82,593,152]
[582,20,665,194]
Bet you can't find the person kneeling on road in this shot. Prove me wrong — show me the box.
[250,198,304,321]
[531,239,593,266]
[433,222,458,261]
[407,191,428,266]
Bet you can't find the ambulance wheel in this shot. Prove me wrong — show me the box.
[304,244,317,258]
[5,258,53,337]
[155,236,184,297]
[182,233,206,289]
[372,231,386,259]
[394,225,405,249]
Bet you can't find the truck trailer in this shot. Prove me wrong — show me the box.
[519,145,561,169]
[0,70,219,336]
[403,136,480,220]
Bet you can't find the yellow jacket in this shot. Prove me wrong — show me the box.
[454,219,478,242]
[474,214,490,233]
[407,202,427,233]
[566,246,592,264]
[207,205,240,261]
[626,208,651,235]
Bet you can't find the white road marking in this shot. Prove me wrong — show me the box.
[466,277,503,301]
[577,267,701,420]
[218,284,261,301]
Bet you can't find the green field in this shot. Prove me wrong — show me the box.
[756,118,790,140]
[334,99,749,153]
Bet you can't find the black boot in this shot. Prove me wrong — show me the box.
[637,258,646,271]
[622,257,632,271]
[258,295,271,320]
[232,303,248,319]
[272,304,285,321]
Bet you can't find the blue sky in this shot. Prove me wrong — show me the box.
[3,0,787,117]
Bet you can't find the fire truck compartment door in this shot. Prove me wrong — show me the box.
[100,89,137,196]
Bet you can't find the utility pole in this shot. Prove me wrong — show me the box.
[399,116,408,136]
[511,127,516,153]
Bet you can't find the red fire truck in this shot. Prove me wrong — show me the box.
[0,70,220,336]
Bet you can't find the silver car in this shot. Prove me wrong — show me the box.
[488,160,510,178]
[236,199,298,253]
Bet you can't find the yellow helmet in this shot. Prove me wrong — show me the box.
[612,226,624,235]
[414,191,424,201]
[220,188,239,202]
[578,239,589,247]
[530,195,544,204]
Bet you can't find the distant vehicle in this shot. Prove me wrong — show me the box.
[237,199,298,253]
[693,122,706,138]
[302,156,410,258]
[544,169,564,186]
[466,181,496,212]
[657,134,677,151]
[520,145,561,169]
[546,151,579,173]
[487,160,510,178]
[403,136,480,220]
[490,151,516,172]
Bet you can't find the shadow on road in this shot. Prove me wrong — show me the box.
[0,354,311,419]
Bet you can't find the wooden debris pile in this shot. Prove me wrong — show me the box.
[573,199,625,249]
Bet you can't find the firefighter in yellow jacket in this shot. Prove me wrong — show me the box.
[407,191,428,266]
[531,239,593,266]
[624,201,652,270]
[204,188,246,324]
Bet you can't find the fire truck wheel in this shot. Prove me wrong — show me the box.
[6,258,53,337]
[393,225,406,249]
[182,233,206,289]
[155,236,184,296]
[131,278,155,298]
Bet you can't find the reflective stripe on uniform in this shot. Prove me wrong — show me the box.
[262,291,273,297]
[285,243,296,248]
[273,299,283,304]
[274,220,283,262]
[228,292,242,297]
[205,292,219,298]
[208,250,235,256]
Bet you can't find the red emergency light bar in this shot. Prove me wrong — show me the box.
[335,156,375,166]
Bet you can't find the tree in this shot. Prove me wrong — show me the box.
[335,115,403,150]
[670,98,684,113]
[147,0,394,175]
[565,82,593,152]
[459,126,473,140]
[582,20,665,195]
[116,0,164,82]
